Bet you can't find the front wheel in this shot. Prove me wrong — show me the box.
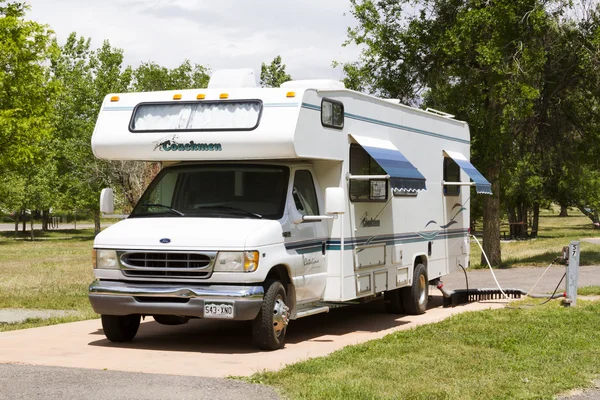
[252,280,290,351]
[401,263,429,315]
[101,314,140,342]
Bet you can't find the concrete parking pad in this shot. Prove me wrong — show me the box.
[0,296,507,378]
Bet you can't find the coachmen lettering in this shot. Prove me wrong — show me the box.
[160,140,222,152]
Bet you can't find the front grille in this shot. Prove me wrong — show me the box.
[120,251,216,279]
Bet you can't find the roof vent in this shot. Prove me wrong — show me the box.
[281,80,345,90]
[208,69,257,89]
[425,107,455,119]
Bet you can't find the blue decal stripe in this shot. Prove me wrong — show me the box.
[325,232,467,251]
[301,103,321,111]
[285,229,469,251]
[300,102,469,144]
[346,112,470,145]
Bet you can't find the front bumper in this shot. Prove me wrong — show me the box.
[88,280,264,320]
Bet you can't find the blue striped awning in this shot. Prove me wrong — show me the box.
[444,150,492,195]
[352,135,426,193]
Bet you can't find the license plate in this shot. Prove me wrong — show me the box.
[204,302,234,319]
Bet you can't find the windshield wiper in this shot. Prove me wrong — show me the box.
[195,205,262,219]
[141,203,185,217]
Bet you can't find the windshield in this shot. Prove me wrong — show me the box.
[130,164,289,220]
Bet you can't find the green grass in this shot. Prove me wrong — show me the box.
[471,208,600,268]
[578,286,600,296]
[0,229,97,331]
[248,300,600,400]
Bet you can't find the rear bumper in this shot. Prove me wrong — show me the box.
[88,280,264,320]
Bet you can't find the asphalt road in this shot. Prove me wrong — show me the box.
[0,364,280,400]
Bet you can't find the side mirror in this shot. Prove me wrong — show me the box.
[100,188,114,214]
[325,187,345,214]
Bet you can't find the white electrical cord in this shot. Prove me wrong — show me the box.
[471,235,510,299]
[525,260,556,296]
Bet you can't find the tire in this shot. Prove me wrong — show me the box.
[153,315,188,326]
[252,280,290,351]
[401,263,429,315]
[384,289,404,314]
[101,314,140,342]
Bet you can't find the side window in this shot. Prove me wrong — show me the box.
[349,144,388,202]
[321,99,344,129]
[292,170,320,217]
[443,157,460,196]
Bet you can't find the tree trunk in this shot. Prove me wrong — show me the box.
[22,211,26,232]
[94,209,101,235]
[559,205,569,217]
[532,202,540,238]
[482,165,501,266]
[578,206,600,226]
[507,207,517,239]
[30,214,34,241]
[42,210,49,232]
[518,203,528,239]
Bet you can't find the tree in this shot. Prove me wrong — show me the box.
[50,36,133,233]
[0,1,60,237]
[0,1,58,172]
[343,0,598,265]
[260,55,292,88]
[132,60,209,92]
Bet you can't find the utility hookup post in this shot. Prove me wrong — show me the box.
[563,240,580,307]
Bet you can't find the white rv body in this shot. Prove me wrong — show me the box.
[89,73,490,349]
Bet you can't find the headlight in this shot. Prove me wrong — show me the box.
[214,251,259,272]
[94,249,119,269]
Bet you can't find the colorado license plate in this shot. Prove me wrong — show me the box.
[204,302,234,319]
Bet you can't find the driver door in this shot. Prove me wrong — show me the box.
[287,168,328,303]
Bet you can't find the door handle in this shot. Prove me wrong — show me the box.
[322,241,327,255]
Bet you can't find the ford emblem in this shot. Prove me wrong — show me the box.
[159,238,171,244]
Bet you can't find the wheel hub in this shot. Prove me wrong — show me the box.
[418,274,427,305]
[272,295,290,337]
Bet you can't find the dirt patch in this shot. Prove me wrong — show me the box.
[558,379,600,399]
[0,309,79,324]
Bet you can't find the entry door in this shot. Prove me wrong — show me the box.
[442,157,465,274]
[288,169,328,303]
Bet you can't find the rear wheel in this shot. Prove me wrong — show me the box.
[101,314,140,342]
[402,263,429,315]
[252,280,290,351]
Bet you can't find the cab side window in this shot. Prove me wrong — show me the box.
[292,170,319,217]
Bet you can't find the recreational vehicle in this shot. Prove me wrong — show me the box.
[88,69,491,350]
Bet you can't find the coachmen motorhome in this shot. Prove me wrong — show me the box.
[89,69,491,350]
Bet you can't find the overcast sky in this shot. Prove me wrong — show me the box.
[26,0,362,82]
